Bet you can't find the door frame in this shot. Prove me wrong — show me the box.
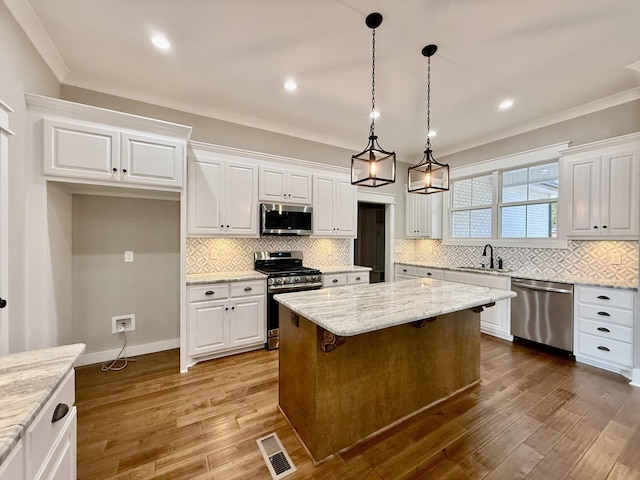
[0,99,14,355]
[357,191,395,282]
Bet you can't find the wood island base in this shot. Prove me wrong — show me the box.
[278,304,482,464]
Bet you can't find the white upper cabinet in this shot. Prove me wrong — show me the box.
[562,134,640,239]
[405,192,442,238]
[259,166,312,204]
[187,148,259,237]
[312,175,356,237]
[29,95,191,191]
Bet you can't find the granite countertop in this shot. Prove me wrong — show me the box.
[396,262,638,290]
[186,270,267,285]
[275,278,516,337]
[0,343,86,465]
[318,265,372,274]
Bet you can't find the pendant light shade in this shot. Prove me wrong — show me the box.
[408,44,449,195]
[351,12,396,188]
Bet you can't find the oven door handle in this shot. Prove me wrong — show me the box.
[269,283,323,293]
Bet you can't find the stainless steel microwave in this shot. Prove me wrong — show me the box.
[260,204,313,236]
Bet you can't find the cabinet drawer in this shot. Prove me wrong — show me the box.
[577,286,635,309]
[577,333,633,368]
[229,281,265,298]
[579,318,633,343]
[26,370,75,477]
[189,284,230,302]
[0,439,23,480]
[395,265,416,276]
[347,272,369,284]
[323,274,347,287]
[577,303,633,327]
[416,267,444,280]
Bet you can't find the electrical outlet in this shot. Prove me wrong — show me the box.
[124,251,134,263]
[112,314,136,334]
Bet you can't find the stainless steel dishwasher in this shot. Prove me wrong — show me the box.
[511,278,574,352]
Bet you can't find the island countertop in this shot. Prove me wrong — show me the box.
[275,277,516,337]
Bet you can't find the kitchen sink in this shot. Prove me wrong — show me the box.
[454,265,515,274]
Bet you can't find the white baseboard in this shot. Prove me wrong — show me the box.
[76,338,179,367]
[630,368,640,388]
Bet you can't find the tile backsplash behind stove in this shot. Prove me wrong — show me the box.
[394,239,638,284]
[187,237,352,274]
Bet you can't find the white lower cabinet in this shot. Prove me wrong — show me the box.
[574,285,635,376]
[394,264,445,281]
[0,439,24,480]
[26,369,77,480]
[322,271,370,288]
[187,280,266,365]
[442,270,512,341]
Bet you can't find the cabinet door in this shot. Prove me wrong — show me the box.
[259,166,287,203]
[0,439,24,480]
[43,119,119,181]
[121,132,183,188]
[405,193,418,237]
[313,175,335,235]
[601,153,639,237]
[226,162,259,235]
[188,300,229,356]
[229,296,265,347]
[334,178,357,236]
[38,408,77,480]
[287,171,312,205]
[564,155,600,237]
[188,157,225,235]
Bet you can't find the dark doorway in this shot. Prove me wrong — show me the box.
[354,202,385,283]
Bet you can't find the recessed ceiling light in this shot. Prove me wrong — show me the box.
[499,98,514,110]
[283,79,298,92]
[369,110,380,119]
[427,130,437,138]
[151,34,171,51]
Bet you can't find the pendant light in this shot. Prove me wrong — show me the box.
[408,44,449,194]
[351,12,396,188]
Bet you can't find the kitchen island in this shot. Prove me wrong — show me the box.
[275,278,516,463]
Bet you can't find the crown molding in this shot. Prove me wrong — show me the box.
[439,87,640,158]
[4,0,69,81]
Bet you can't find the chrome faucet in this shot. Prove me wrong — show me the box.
[482,244,494,269]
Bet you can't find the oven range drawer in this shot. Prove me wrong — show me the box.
[189,284,230,302]
[230,280,265,298]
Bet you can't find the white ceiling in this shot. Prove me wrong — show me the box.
[8,0,640,158]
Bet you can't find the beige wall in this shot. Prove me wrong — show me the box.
[440,100,640,168]
[72,195,180,354]
[0,3,59,352]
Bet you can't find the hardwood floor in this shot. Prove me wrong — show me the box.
[75,335,640,479]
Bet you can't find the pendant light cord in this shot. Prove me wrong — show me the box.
[369,27,376,138]
[425,55,431,151]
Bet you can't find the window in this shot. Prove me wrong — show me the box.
[500,163,558,238]
[443,142,568,247]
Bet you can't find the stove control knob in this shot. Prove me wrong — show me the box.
[306,276,312,282]
[294,277,300,283]
[284,277,292,284]
[276,278,284,285]
[267,278,274,286]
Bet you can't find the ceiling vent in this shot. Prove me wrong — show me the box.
[256,432,297,479]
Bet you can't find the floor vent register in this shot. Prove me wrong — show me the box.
[256,432,297,479]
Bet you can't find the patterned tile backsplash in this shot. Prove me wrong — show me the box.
[187,237,352,273]
[394,239,639,284]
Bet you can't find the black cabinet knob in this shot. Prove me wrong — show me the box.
[244,287,252,291]
[602,225,607,229]
[122,168,127,173]
[112,168,117,172]
[0,298,6,309]
[332,279,338,283]
[205,290,214,296]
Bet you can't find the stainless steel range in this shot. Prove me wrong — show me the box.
[254,251,323,349]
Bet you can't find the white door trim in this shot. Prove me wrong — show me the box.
[0,99,14,355]
[357,190,396,282]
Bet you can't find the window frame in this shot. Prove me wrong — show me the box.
[442,142,569,248]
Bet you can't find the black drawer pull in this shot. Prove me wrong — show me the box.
[355,277,361,281]
[597,346,610,352]
[403,269,407,272]
[597,295,610,300]
[597,327,611,333]
[244,287,252,292]
[52,403,69,423]
[426,272,432,276]
[205,290,214,296]
[597,311,610,317]
[332,279,338,283]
